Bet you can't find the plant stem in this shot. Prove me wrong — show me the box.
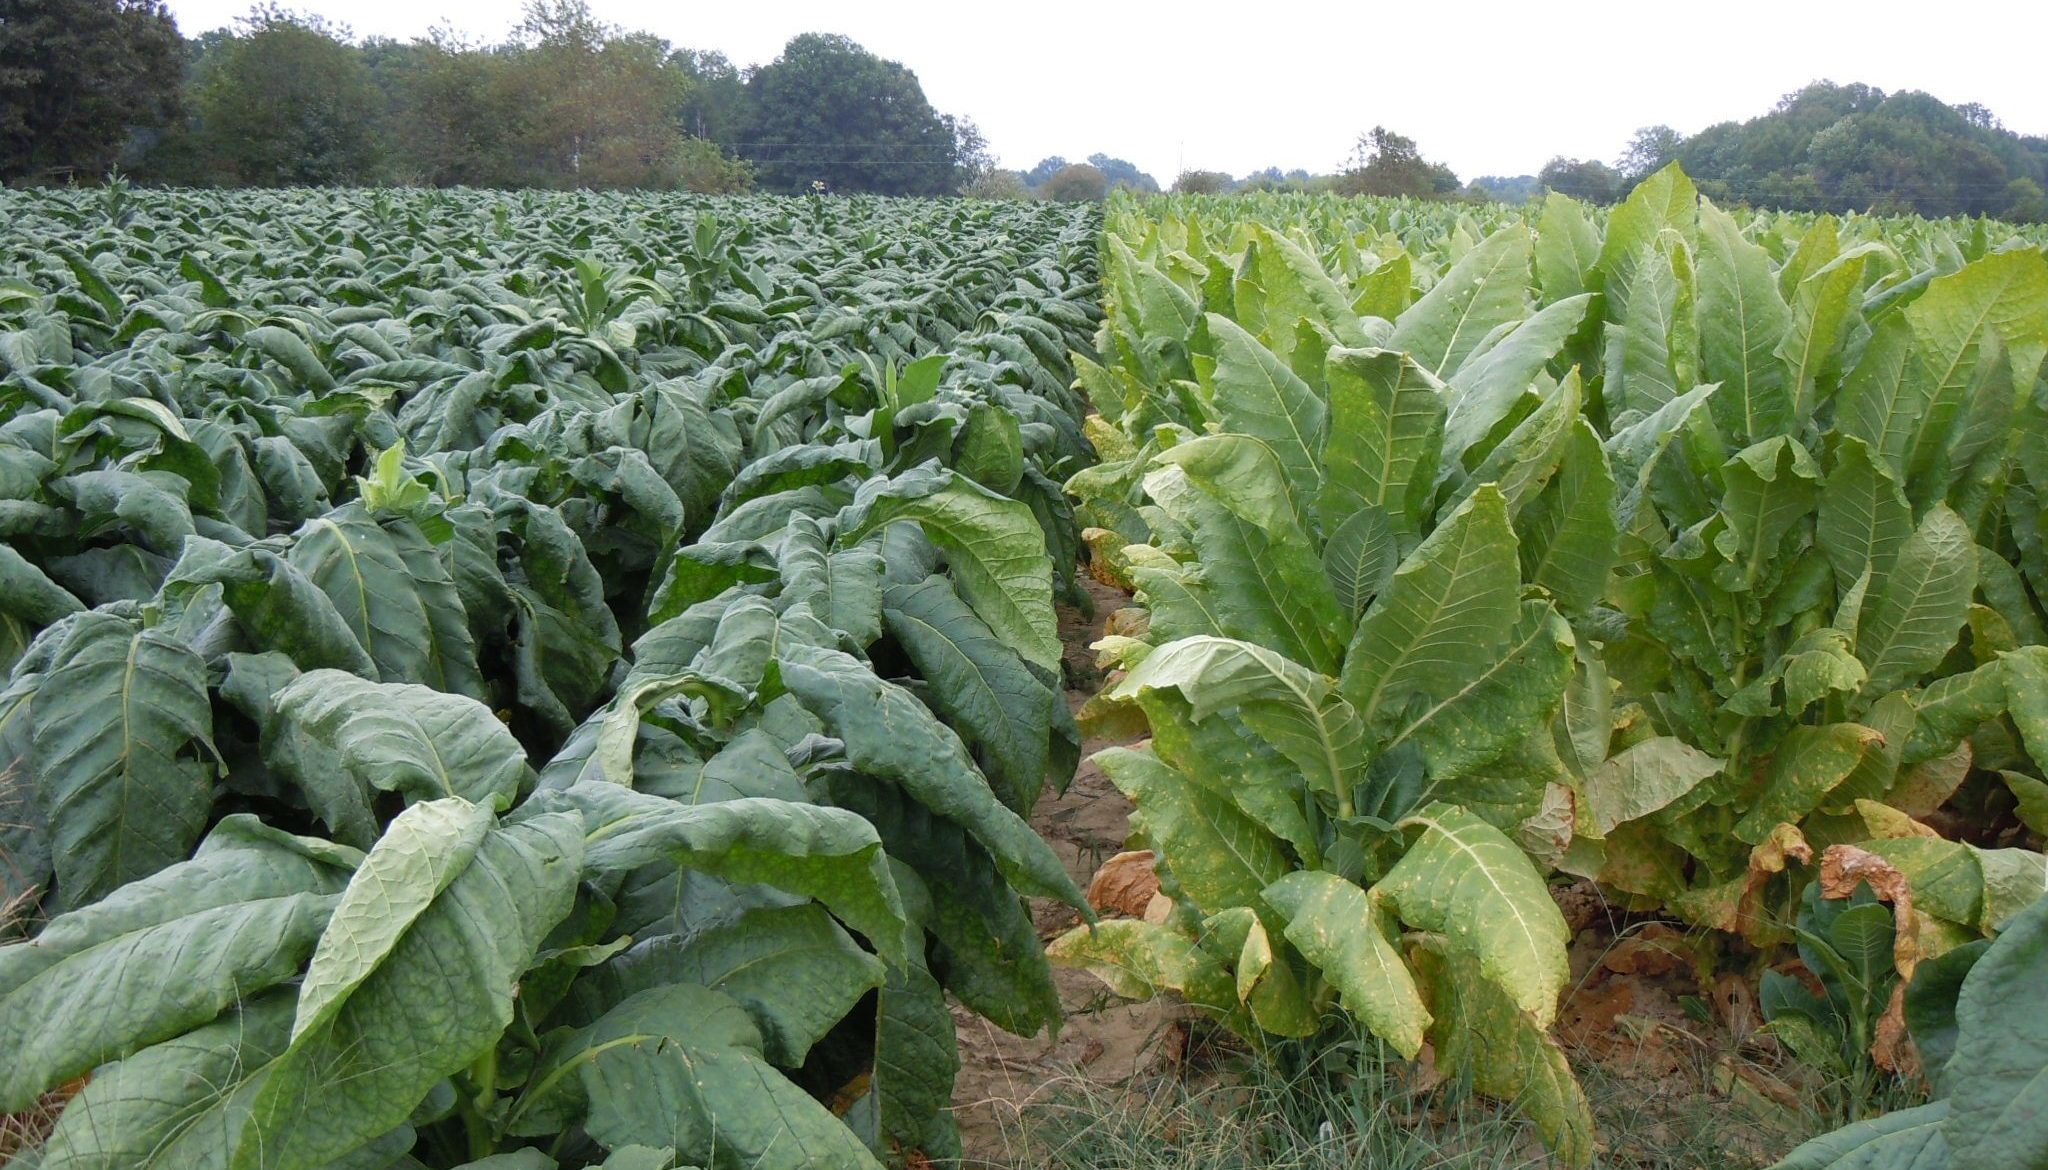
[460,1046,499,1161]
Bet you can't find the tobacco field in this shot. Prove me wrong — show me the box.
[1,171,2046,1170]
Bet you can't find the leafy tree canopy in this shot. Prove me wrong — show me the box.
[1468,174,1541,203]
[738,33,963,195]
[1335,126,1461,199]
[1538,157,1622,204]
[190,6,384,186]
[0,0,183,181]
[1023,156,1069,187]
[1617,125,1683,181]
[1174,169,1233,194]
[1675,80,2048,221]
[1041,162,1108,202]
[1086,153,1158,192]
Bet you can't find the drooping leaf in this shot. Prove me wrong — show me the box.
[1263,871,1428,1057]
[33,993,297,1170]
[1377,802,1570,1025]
[1048,918,1238,1019]
[1733,723,1883,843]
[289,504,482,694]
[1092,741,1293,919]
[1414,940,1594,1169]
[883,574,1053,814]
[1580,736,1724,836]
[539,781,907,965]
[775,640,1083,909]
[30,611,215,909]
[235,802,584,1170]
[577,903,885,1068]
[0,819,355,1112]
[539,984,884,1170]
[837,467,1060,672]
[264,670,533,842]
[1112,640,1365,810]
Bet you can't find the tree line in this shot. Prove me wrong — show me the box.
[1518,82,2048,222]
[1,0,988,195]
[1175,87,2048,225]
[5,7,2046,222]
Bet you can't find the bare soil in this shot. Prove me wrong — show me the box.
[949,576,1189,1165]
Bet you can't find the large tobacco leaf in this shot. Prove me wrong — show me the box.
[28,610,216,909]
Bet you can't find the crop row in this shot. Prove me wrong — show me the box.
[0,188,1101,1170]
[1060,167,2048,1168]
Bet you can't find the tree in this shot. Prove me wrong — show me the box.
[192,8,384,185]
[1538,156,1622,203]
[672,136,753,193]
[2004,177,2048,224]
[0,0,184,182]
[738,33,960,195]
[372,29,526,187]
[1669,81,2048,219]
[1087,153,1158,192]
[963,169,1031,200]
[1335,126,1459,199]
[951,116,997,190]
[1468,174,1541,203]
[508,1,695,189]
[1041,162,1108,202]
[1173,169,1232,194]
[1023,156,1068,187]
[670,48,745,146]
[1616,125,1683,182]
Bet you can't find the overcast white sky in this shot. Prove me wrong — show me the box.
[164,0,2048,183]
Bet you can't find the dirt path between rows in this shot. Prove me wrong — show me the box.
[948,576,1183,1166]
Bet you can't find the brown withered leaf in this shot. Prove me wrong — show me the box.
[1873,983,1919,1077]
[1819,844,1923,976]
[1671,823,1811,942]
[1518,782,1578,871]
[1713,971,1762,1047]
[1601,923,1690,978]
[1819,844,1926,1076]
[1103,606,1151,640]
[1086,849,1161,918]
[1082,528,1136,590]
[1560,980,1637,1048]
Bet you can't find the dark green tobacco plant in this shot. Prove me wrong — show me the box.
[0,188,1101,1170]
